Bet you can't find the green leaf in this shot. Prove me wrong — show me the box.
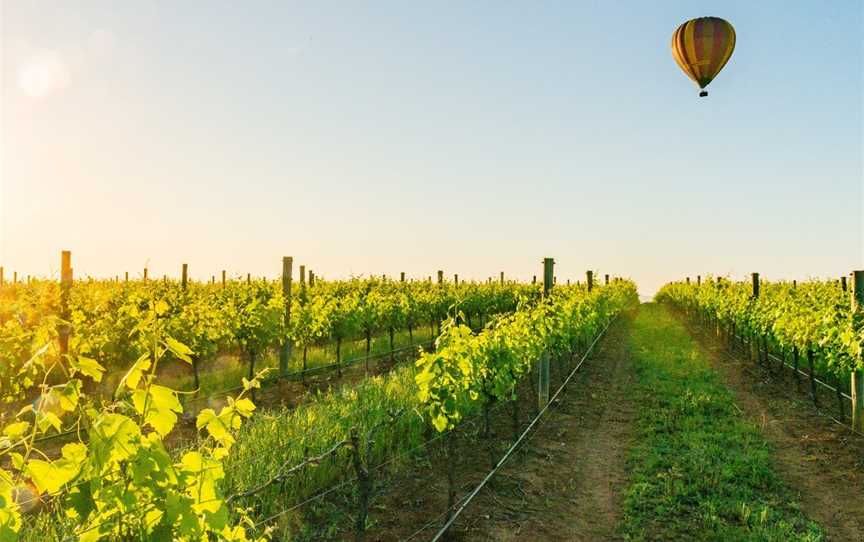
[26,443,86,494]
[241,377,260,391]
[155,299,170,316]
[132,385,183,436]
[36,412,62,434]
[196,409,216,431]
[2,422,29,441]
[58,380,82,412]
[196,408,234,448]
[119,353,152,391]
[72,356,105,382]
[233,398,255,418]
[89,413,142,466]
[165,337,194,364]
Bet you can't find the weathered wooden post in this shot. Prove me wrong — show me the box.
[697,275,701,286]
[543,259,554,296]
[500,271,504,285]
[750,273,760,362]
[221,270,226,288]
[124,271,128,283]
[143,267,148,282]
[0,267,4,286]
[454,274,459,285]
[246,273,251,284]
[59,251,72,362]
[300,265,306,285]
[280,257,294,376]
[851,271,864,431]
[605,274,610,285]
[586,270,594,292]
[532,275,536,284]
[841,276,847,292]
[437,270,443,284]
[400,271,405,282]
[309,270,315,286]
[538,257,554,410]
[182,263,200,389]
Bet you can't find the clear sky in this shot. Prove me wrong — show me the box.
[2,1,862,295]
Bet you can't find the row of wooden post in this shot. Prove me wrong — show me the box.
[37,250,615,396]
[685,271,864,432]
[0,265,614,289]
[751,271,864,432]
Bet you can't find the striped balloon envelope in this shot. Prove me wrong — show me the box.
[671,17,736,97]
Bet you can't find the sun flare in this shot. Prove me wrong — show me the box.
[17,52,69,98]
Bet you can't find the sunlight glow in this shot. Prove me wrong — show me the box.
[17,52,69,99]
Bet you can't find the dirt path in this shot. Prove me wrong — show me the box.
[455,312,637,541]
[681,315,864,541]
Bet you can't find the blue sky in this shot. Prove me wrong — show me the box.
[2,1,862,294]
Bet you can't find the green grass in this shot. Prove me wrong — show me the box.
[621,303,824,542]
[179,325,436,397]
[98,325,436,400]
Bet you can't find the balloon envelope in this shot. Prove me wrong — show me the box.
[671,17,735,92]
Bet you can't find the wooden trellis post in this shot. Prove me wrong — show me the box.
[280,257,294,376]
[437,270,443,284]
[59,251,72,361]
[586,270,594,292]
[750,273,760,363]
[851,271,864,432]
[500,271,504,285]
[538,257,554,410]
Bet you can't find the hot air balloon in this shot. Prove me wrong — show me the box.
[671,17,735,97]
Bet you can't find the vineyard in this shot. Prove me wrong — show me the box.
[0,252,639,540]
[656,274,864,427]
[2,256,863,541]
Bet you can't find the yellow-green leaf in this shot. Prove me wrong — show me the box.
[72,356,105,382]
[3,422,29,440]
[165,337,194,364]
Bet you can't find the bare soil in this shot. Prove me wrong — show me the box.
[681,316,864,542]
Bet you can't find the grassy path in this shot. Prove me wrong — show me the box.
[679,306,864,540]
[621,303,824,541]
